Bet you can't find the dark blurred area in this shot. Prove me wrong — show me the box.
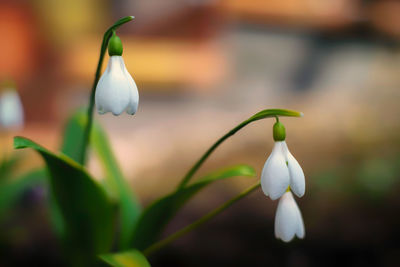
[1,0,400,266]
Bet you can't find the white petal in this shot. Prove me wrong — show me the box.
[274,191,304,242]
[283,141,305,197]
[0,90,24,129]
[95,56,131,115]
[295,204,305,239]
[123,66,139,115]
[260,141,290,200]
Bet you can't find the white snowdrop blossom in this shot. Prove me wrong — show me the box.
[0,89,24,129]
[260,121,305,200]
[275,191,305,242]
[95,56,139,116]
[261,141,305,200]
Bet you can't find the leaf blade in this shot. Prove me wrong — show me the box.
[131,164,256,250]
[91,121,141,249]
[14,136,115,265]
[99,250,151,267]
[61,110,141,249]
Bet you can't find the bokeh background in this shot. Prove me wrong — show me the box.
[1,0,400,266]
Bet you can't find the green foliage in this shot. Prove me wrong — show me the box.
[0,154,21,180]
[61,111,141,249]
[14,137,115,266]
[61,110,87,163]
[0,168,46,220]
[91,119,141,249]
[100,250,151,267]
[248,108,303,122]
[131,165,256,250]
[357,158,398,197]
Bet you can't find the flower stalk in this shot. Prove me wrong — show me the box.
[143,182,261,257]
[177,109,303,189]
[80,16,134,165]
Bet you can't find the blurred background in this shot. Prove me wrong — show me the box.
[1,0,400,266]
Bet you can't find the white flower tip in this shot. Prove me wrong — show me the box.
[292,190,305,198]
[299,112,304,117]
[269,191,283,201]
[279,235,295,243]
[111,111,122,116]
[297,231,305,239]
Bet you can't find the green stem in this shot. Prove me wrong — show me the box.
[177,109,303,189]
[143,182,261,257]
[80,16,134,165]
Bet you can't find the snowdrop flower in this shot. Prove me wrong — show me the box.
[95,31,139,116]
[0,87,24,129]
[275,191,305,242]
[261,121,305,200]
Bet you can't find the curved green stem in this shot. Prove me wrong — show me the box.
[177,109,303,189]
[80,16,134,165]
[143,182,261,257]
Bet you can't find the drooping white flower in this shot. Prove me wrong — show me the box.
[95,56,139,116]
[261,141,290,200]
[260,121,305,200]
[0,88,24,129]
[274,191,305,242]
[95,32,139,116]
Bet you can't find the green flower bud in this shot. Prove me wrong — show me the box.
[108,32,123,56]
[273,121,286,141]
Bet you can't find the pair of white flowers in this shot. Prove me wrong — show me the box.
[261,121,305,242]
[95,31,306,243]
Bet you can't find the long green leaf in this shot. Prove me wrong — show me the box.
[99,250,151,267]
[61,111,87,163]
[0,168,46,220]
[14,136,114,266]
[91,121,141,249]
[178,108,303,189]
[131,164,255,250]
[61,110,141,249]
[143,183,261,256]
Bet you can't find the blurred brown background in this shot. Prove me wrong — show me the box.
[1,0,400,266]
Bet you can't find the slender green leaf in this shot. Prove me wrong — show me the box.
[0,168,46,220]
[14,136,114,265]
[131,164,255,250]
[248,108,303,122]
[61,110,141,249]
[100,250,151,267]
[92,121,141,249]
[143,183,261,256]
[60,111,86,163]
